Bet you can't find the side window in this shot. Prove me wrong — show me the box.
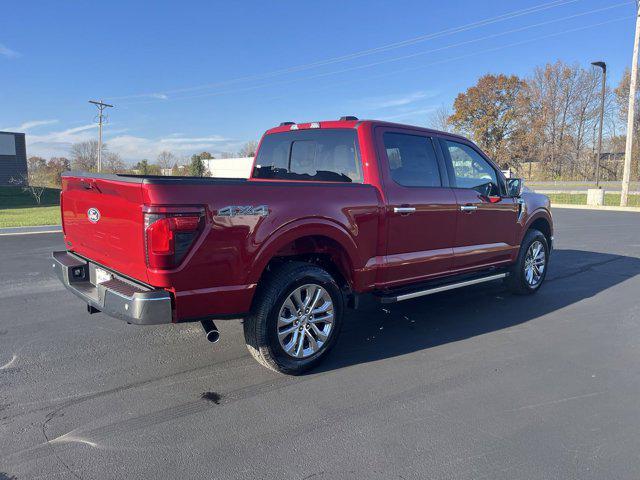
[253,129,362,182]
[444,140,498,193]
[383,132,441,187]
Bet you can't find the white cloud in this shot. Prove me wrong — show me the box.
[159,136,228,144]
[360,91,436,109]
[378,107,438,122]
[1,119,59,132]
[107,134,236,160]
[0,44,20,59]
[26,124,98,158]
[25,124,239,162]
[31,124,96,143]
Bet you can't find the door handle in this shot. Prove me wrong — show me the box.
[394,206,416,214]
[460,205,478,212]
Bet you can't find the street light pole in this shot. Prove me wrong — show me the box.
[591,61,606,188]
[621,5,640,206]
[88,100,114,173]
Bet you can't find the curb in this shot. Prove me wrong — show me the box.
[551,203,640,213]
[0,225,62,236]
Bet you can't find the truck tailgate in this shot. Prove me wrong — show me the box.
[61,174,149,283]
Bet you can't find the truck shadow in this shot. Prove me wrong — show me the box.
[317,249,640,373]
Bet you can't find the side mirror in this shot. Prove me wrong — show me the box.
[475,181,501,199]
[507,178,524,197]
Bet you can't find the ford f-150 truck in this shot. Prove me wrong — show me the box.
[52,117,553,374]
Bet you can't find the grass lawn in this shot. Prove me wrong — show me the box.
[0,186,61,228]
[548,192,640,207]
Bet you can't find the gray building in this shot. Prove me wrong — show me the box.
[0,131,28,186]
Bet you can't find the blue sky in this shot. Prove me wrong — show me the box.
[0,0,636,162]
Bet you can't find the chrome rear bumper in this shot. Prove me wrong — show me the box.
[51,251,173,325]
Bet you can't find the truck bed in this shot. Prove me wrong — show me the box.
[60,170,382,320]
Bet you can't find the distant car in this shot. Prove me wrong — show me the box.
[52,117,553,374]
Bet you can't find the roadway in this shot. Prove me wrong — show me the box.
[1,208,640,479]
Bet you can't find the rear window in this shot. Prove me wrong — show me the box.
[253,129,362,182]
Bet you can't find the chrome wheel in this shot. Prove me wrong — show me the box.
[524,240,546,286]
[277,284,334,359]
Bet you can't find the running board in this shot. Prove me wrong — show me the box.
[377,273,508,304]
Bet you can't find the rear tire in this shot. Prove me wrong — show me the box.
[243,261,344,375]
[506,229,549,295]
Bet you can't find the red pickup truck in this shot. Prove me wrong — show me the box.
[53,117,553,374]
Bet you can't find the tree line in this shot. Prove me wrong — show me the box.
[430,59,637,181]
[25,140,259,188]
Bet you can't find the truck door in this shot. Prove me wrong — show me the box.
[376,127,457,288]
[439,138,519,271]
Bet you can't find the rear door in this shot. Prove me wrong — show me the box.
[377,127,457,287]
[61,174,148,282]
[439,138,518,271]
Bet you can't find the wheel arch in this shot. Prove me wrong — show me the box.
[522,209,553,246]
[248,218,360,290]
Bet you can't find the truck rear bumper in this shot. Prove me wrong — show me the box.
[52,251,173,325]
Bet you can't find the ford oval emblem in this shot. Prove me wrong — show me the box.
[87,208,101,223]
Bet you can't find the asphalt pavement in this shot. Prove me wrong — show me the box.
[1,209,640,479]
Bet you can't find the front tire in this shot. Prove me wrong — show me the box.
[243,261,344,375]
[506,229,549,295]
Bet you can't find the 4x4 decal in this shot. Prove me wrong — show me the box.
[216,205,269,217]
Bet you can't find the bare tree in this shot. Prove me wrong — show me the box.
[566,68,601,178]
[102,152,126,173]
[238,141,258,157]
[156,151,176,174]
[27,156,47,172]
[10,169,48,204]
[70,140,103,171]
[524,60,618,180]
[427,104,453,132]
[527,61,580,178]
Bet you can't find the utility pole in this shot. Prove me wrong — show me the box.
[88,100,114,172]
[591,61,606,188]
[621,4,640,206]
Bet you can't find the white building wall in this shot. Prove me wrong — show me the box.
[204,157,254,178]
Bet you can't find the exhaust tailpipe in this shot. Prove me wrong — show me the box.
[201,319,220,343]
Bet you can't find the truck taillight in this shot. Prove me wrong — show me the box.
[144,211,204,269]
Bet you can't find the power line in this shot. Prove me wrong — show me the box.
[108,0,580,101]
[117,1,632,105]
[88,100,114,172]
[257,15,632,106]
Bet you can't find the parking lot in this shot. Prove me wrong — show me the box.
[1,208,640,479]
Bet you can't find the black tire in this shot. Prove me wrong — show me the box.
[243,261,344,375]
[506,228,549,295]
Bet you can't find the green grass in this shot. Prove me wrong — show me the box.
[548,193,640,207]
[0,186,61,228]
